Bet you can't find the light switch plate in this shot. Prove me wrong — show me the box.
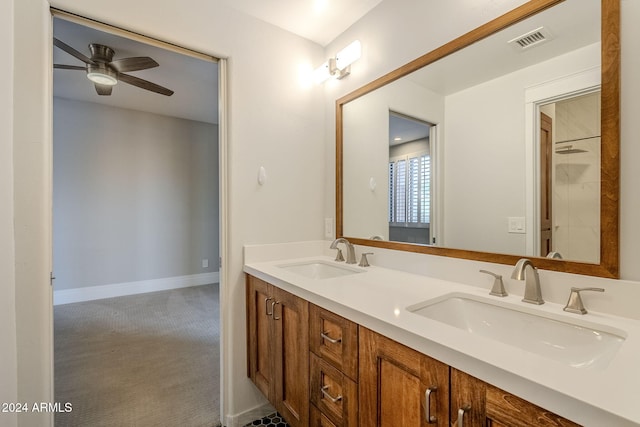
[508,217,526,234]
[324,218,334,238]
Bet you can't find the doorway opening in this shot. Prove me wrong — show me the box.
[52,11,223,426]
[537,90,601,263]
[388,111,436,245]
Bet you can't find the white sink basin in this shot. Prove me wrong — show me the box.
[277,260,364,280]
[407,293,626,370]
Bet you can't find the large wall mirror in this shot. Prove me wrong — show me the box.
[336,0,619,278]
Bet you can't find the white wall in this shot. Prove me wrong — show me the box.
[53,98,219,291]
[0,0,17,426]
[324,0,640,279]
[12,1,53,426]
[8,1,325,426]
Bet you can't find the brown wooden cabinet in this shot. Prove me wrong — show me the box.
[247,275,584,427]
[309,304,359,426]
[359,327,450,427]
[451,369,581,427]
[246,275,309,427]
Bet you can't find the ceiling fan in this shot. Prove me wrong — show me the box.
[53,38,174,97]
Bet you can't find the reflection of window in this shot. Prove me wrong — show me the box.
[389,152,430,225]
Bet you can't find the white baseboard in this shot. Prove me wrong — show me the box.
[53,272,219,305]
[224,402,275,427]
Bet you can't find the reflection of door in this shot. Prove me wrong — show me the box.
[540,112,553,255]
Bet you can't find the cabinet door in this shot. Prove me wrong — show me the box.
[451,369,582,427]
[450,368,486,427]
[246,276,274,399]
[273,286,309,427]
[485,383,581,427]
[310,304,358,381]
[359,327,449,427]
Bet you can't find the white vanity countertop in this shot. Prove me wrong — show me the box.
[244,254,640,427]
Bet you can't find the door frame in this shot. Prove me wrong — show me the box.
[48,10,230,426]
[524,67,600,257]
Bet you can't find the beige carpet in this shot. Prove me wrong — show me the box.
[54,284,221,427]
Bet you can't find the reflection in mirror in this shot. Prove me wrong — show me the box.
[539,90,601,263]
[337,0,619,278]
[388,113,433,245]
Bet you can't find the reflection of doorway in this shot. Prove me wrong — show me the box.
[537,90,601,263]
[388,112,434,245]
[540,112,553,255]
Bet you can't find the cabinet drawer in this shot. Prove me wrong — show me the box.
[309,304,358,380]
[310,404,338,427]
[310,353,358,427]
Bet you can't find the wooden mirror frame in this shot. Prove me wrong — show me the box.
[336,0,620,278]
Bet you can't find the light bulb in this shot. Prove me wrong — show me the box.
[87,72,118,86]
[335,40,361,71]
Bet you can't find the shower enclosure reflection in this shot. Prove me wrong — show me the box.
[539,90,601,263]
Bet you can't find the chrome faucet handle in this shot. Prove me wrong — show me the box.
[359,252,373,267]
[563,287,604,315]
[334,248,345,262]
[480,270,507,297]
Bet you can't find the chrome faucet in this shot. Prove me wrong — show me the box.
[330,238,357,264]
[546,251,563,259]
[511,259,544,305]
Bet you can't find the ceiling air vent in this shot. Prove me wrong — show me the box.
[508,27,552,50]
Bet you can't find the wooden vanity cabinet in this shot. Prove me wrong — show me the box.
[246,276,309,427]
[309,304,358,427]
[359,327,450,427]
[451,369,581,427]
[246,275,583,427]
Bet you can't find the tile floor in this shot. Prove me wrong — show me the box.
[243,412,289,427]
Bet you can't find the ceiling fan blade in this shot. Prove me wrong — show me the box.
[54,64,86,70]
[118,73,174,96]
[110,57,159,73]
[53,38,96,65]
[94,84,113,96]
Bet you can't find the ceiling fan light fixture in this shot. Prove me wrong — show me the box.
[86,64,118,86]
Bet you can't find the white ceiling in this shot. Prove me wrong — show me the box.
[219,0,383,47]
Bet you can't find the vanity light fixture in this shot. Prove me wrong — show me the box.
[313,40,361,84]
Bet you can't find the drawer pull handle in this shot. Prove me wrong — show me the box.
[425,386,437,423]
[320,385,343,403]
[321,331,342,344]
[265,297,273,316]
[457,405,471,427]
[272,301,281,320]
